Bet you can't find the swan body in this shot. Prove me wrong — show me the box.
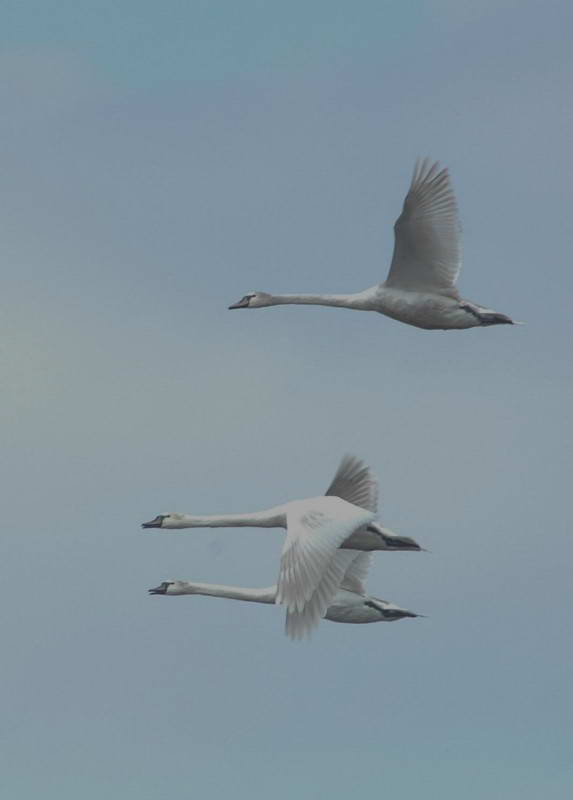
[324,589,418,624]
[142,455,422,638]
[228,160,518,330]
[143,504,417,550]
[149,581,419,625]
[149,548,420,636]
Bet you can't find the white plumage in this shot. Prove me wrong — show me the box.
[142,454,422,638]
[149,553,420,637]
[228,159,518,330]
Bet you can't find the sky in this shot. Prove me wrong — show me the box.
[2,1,572,797]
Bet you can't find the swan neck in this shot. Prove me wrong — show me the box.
[174,506,285,528]
[175,582,277,604]
[270,292,364,309]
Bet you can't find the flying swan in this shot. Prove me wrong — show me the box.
[148,553,420,639]
[228,159,518,330]
[142,455,422,639]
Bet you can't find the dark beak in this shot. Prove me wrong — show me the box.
[228,297,250,310]
[142,515,165,529]
[148,583,167,595]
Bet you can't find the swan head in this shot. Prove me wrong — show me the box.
[228,291,273,309]
[148,580,188,595]
[141,513,187,529]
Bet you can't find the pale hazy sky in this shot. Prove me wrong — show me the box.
[2,2,572,798]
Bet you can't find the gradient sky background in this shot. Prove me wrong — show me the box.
[2,1,572,798]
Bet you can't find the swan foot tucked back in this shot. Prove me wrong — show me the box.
[228,160,519,331]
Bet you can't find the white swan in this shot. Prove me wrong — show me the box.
[148,555,421,638]
[228,159,518,330]
[142,455,422,638]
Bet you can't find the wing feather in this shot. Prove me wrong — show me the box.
[384,159,462,296]
[325,454,378,513]
[285,550,360,639]
[276,497,375,639]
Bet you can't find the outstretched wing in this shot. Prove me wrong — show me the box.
[285,552,373,638]
[384,159,461,297]
[325,454,378,513]
[284,549,362,639]
[276,497,375,640]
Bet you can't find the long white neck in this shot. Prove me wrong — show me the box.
[166,505,286,529]
[171,582,277,604]
[266,292,372,310]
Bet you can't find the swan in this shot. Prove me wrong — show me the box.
[228,159,518,330]
[142,455,422,638]
[148,555,421,639]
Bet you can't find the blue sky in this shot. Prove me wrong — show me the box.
[2,2,572,798]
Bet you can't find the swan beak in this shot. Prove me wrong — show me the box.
[228,297,250,309]
[148,584,167,594]
[142,515,165,529]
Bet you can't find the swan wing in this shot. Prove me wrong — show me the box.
[285,550,362,639]
[277,497,375,639]
[325,453,378,513]
[339,552,372,595]
[384,159,461,297]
